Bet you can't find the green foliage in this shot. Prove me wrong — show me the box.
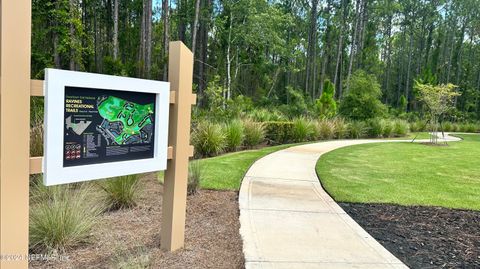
[442,121,453,132]
[316,119,335,140]
[248,108,286,122]
[99,174,141,210]
[399,95,408,111]
[224,119,245,151]
[192,121,226,157]
[332,118,349,139]
[348,121,367,139]
[29,182,103,252]
[366,119,384,138]
[381,119,394,138]
[459,123,478,133]
[409,120,427,132]
[291,117,315,142]
[393,120,409,137]
[188,161,202,195]
[243,119,266,147]
[30,122,44,157]
[284,86,308,117]
[315,79,337,117]
[264,121,294,144]
[339,70,386,121]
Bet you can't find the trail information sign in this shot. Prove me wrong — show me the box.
[63,87,156,167]
[44,69,170,186]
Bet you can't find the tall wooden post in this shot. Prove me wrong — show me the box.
[0,0,32,268]
[161,41,194,251]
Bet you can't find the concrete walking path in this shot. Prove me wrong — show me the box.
[239,133,461,269]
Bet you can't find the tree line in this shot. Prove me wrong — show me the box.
[32,0,480,119]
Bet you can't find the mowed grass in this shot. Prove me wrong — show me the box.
[159,143,302,190]
[316,134,480,210]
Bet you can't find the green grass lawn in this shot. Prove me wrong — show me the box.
[316,134,480,210]
[158,143,302,190]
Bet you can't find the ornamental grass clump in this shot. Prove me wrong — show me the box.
[188,161,201,195]
[192,121,226,157]
[316,119,335,140]
[348,121,367,139]
[393,120,409,137]
[224,119,244,152]
[30,122,44,157]
[381,119,394,138]
[29,182,103,253]
[332,118,348,139]
[442,121,453,132]
[366,119,384,138]
[100,174,141,210]
[243,119,265,147]
[291,117,316,142]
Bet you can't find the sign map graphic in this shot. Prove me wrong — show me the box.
[63,86,156,167]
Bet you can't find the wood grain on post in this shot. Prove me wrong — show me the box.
[160,41,194,251]
[0,0,31,268]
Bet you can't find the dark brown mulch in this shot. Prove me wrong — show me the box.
[30,173,244,269]
[340,203,480,269]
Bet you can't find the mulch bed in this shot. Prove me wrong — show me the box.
[340,203,480,269]
[30,173,245,269]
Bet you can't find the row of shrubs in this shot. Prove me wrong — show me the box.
[409,120,480,133]
[192,117,411,157]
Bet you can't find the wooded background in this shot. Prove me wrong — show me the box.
[31,0,480,119]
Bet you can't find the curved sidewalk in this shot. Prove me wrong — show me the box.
[239,134,460,269]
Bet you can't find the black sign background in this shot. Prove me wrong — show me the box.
[63,86,156,167]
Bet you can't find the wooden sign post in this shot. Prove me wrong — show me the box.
[0,0,32,268]
[0,1,195,267]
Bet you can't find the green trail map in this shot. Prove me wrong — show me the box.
[97,96,154,145]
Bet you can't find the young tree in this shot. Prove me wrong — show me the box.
[315,79,337,117]
[339,70,386,120]
[415,82,460,144]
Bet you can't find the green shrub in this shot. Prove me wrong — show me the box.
[192,121,226,157]
[409,120,426,132]
[188,161,201,195]
[442,121,453,132]
[366,119,384,138]
[348,121,367,139]
[332,118,348,139]
[243,119,265,147]
[381,119,394,138]
[338,70,387,121]
[393,120,409,137]
[249,108,286,122]
[224,119,244,151]
[291,117,315,142]
[451,123,460,132]
[264,121,294,144]
[99,174,141,210]
[29,182,102,252]
[459,122,477,133]
[316,119,335,140]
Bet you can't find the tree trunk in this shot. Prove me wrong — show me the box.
[305,0,318,97]
[145,0,152,78]
[162,0,169,81]
[346,0,362,93]
[191,0,201,55]
[113,0,119,60]
[139,0,146,77]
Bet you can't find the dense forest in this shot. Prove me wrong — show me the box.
[32,0,480,120]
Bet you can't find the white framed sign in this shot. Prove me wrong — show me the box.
[43,69,170,186]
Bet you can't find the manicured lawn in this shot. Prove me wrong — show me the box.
[316,134,480,210]
[159,143,303,190]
